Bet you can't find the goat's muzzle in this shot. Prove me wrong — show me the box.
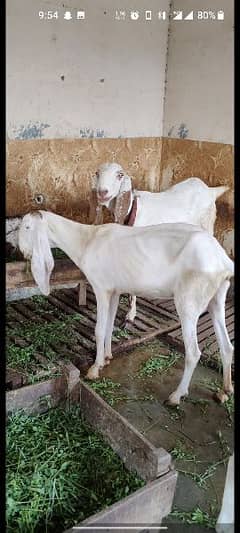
[97,190,112,203]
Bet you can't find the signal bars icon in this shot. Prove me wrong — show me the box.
[184,11,194,20]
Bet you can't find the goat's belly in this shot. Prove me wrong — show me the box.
[134,287,174,299]
[117,276,175,299]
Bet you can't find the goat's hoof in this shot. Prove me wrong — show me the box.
[166,392,182,406]
[224,384,234,395]
[86,365,100,380]
[104,355,113,366]
[213,390,229,404]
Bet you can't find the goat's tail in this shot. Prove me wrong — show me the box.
[211,185,229,201]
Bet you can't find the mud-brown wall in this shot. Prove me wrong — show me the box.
[7,136,234,256]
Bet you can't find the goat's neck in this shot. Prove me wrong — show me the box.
[44,211,96,268]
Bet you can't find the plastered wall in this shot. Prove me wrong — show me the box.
[163,0,234,144]
[161,0,234,256]
[7,0,170,140]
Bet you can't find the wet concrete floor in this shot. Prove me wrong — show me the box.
[100,339,234,529]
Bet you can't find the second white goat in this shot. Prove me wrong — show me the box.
[18,210,234,406]
[92,163,229,324]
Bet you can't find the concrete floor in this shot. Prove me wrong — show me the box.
[100,339,234,530]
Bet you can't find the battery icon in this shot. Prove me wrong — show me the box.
[217,10,224,20]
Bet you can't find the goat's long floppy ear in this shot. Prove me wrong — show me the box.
[31,217,54,296]
[114,175,132,224]
[89,174,103,225]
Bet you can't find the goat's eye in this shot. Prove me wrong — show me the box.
[95,171,99,179]
[117,172,124,180]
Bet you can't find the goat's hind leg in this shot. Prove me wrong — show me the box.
[119,295,137,328]
[208,280,233,397]
[126,295,137,323]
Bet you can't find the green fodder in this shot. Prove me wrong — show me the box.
[6,405,144,533]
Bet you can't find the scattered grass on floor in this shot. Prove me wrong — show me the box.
[138,349,180,378]
[6,314,86,384]
[217,430,232,459]
[169,507,217,529]
[6,406,144,533]
[88,378,122,406]
[184,397,210,416]
[201,378,222,393]
[169,439,230,490]
[88,378,154,406]
[6,345,62,385]
[177,458,227,489]
[170,440,197,462]
[168,407,186,422]
[113,327,131,340]
[224,394,234,423]
[201,378,234,424]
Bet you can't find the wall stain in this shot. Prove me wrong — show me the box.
[79,128,105,138]
[167,126,174,137]
[14,122,50,140]
[178,123,189,139]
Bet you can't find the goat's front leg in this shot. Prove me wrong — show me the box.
[168,313,201,405]
[86,293,110,380]
[104,292,120,364]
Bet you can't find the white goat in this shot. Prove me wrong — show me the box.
[216,454,234,533]
[18,210,233,406]
[91,162,229,324]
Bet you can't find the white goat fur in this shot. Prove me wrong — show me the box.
[93,163,229,323]
[216,454,234,532]
[18,210,234,405]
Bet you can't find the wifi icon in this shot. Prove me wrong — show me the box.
[172,11,182,20]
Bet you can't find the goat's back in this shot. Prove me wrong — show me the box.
[83,223,233,296]
[134,178,220,230]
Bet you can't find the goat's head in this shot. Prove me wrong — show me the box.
[93,163,133,224]
[18,211,54,296]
